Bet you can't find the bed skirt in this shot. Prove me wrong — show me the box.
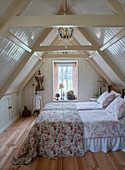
[84,137,125,153]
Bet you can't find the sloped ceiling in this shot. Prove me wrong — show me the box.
[0,0,125,99]
[68,0,114,15]
[0,0,15,19]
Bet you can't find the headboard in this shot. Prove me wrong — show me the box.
[108,85,125,98]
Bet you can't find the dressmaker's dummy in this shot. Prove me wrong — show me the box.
[35,70,44,91]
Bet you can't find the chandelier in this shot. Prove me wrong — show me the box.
[58,27,74,40]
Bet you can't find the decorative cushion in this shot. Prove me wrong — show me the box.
[106,96,125,119]
[97,91,115,108]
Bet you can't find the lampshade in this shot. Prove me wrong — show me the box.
[59,83,64,89]
[97,80,105,87]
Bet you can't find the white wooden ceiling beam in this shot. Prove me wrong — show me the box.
[45,54,88,58]
[0,0,30,38]
[5,31,32,53]
[9,15,125,27]
[100,28,125,51]
[35,45,97,51]
[89,50,125,85]
[34,53,43,60]
[87,58,114,85]
[0,28,53,99]
[18,36,59,91]
[98,50,125,85]
[72,35,112,84]
[61,0,67,14]
[78,28,99,48]
[105,0,124,15]
[17,57,45,92]
[0,52,33,100]
[78,27,125,85]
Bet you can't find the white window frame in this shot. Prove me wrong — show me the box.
[52,60,78,101]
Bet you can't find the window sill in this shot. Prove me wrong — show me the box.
[53,99,78,102]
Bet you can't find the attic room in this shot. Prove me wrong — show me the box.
[0,0,125,169]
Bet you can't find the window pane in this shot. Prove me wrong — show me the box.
[53,62,77,100]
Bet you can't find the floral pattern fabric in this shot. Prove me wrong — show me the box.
[12,104,84,165]
[12,102,125,165]
[79,110,125,138]
[97,91,115,108]
[106,96,125,119]
[43,102,77,111]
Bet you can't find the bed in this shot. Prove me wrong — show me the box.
[12,86,125,165]
[76,85,124,110]
[79,110,125,153]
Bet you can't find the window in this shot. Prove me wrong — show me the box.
[53,61,78,100]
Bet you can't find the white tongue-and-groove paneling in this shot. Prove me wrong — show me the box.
[8,55,39,91]
[21,0,61,16]
[9,28,45,47]
[74,29,91,45]
[105,37,125,76]
[87,27,123,46]
[93,53,124,86]
[68,0,114,15]
[0,0,15,19]
[40,29,58,46]
[0,37,27,90]
[119,0,125,5]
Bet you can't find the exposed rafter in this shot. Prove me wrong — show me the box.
[78,27,125,85]
[0,0,30,38]
[98,50,125,85]
[0,52,33,100]
[34,53,43,60]
[18,36,60,92]
[105,0,124,15]
[35,45,97,51]
[9,15,125,28]
[71,34,113,84]
[0,28,53,99]
[100,28,125,51]
[45,53,88,58]
[5,31,32,53]
[17,57,45,92]
[87,58,114,85]
[62,0,67,14]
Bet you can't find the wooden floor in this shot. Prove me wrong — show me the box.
[0,117,125,170]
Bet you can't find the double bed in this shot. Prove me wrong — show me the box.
[12,86,125,165]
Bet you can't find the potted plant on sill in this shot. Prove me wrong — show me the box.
[67,90,75,100]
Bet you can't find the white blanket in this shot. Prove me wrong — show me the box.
[76,102,103,110]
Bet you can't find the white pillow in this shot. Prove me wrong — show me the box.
[106,96,125,119]
[111,90,121,98]
[97,91,115,108]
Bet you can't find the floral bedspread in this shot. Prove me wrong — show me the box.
[42,102,77,110]
[12,104,84,165]
[79,110,125,138]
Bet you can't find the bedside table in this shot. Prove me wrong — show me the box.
[90,97,98,102]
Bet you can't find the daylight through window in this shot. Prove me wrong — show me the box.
[53,61,78,100]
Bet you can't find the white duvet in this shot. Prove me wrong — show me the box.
[76,102,103,110]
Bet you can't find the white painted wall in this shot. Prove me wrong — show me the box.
[22,58,103,109]
[0,92,22,134]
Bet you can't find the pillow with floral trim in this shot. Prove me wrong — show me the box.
[97,91,115,108]
[111,90,121,98]
[106,96,125,119]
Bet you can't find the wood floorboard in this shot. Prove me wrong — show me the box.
[0,116,125,170]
